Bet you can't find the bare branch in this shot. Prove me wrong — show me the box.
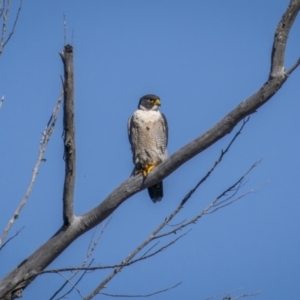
[270,0,300,77]
[53,260,94,300]
[232,289,264,300]
[205,288,244,300]
[59,44,76,227]
[49,219,111,300]
[84,234,184,298]
[286,57,300,76]
[63,14,67,46]
[205,287,264,300]
[0,0,22,57]
[140,241,160,259]
[56,272,85,300]
[0,90,63,247]
[0,226,24,251]
[181,117,249,206]
[154,161,261,240]
[1,0,22,50]
[0,95,4,111]
[0,1,5,19]
[99,282,182,298]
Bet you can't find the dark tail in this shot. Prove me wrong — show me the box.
[148,181,163,203]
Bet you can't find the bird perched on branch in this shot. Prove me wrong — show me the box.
[128,94,168,202]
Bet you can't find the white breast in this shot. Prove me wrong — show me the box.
[133,109,161,122]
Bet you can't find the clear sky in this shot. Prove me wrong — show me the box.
[0,1,299,299]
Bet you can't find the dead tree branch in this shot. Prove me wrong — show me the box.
[53,260,94,300]
[0,95,4,111]
[0,90,63,248]
[59,44,76,227]
[56,272,84,300]
[205,288,264,300]
[99,282,182,298]
[0,0,22,57]
[49,219,111,300]
[231,289,264,300]
[0,1,300,299]
[0,227,24,251]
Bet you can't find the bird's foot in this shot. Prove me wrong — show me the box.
[142,164,158,177]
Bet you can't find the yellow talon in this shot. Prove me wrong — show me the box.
[142,164,158,176]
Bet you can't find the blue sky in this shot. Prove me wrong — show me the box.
[0,1,299,299]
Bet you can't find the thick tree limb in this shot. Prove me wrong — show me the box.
[0,1,300,299]
[60,44,76,226]
[270,0,299,77]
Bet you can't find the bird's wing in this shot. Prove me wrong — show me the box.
[127,115,137,153]
[127,116,133,145]
[161,113,168,147]
[154,112,168,153]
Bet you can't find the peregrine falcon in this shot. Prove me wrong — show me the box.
[128,94,168,202]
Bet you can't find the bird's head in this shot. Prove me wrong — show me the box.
[138,94,161,111]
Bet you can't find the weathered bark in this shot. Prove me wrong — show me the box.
[60,44,76,227]
[0,1,300,299]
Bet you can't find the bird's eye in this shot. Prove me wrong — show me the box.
[149,99,154,102]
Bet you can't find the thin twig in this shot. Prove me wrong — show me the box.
[181,117,250,206]
[232,289,264,300]
[286,57,300,76]
[54,260,94,300]
[49,219,112,300]
[39,231,188,274]
[140,241,160,259]
[0,95,4,111]
[205,287,244,300]
[0,89,63,247]
[154,161,262,239]
[0,0,5,19]
[63,13,67,46]
[99,282,182,298]
[56,272,84,300]
[0,227,24,251]
[0,0,22,56]
[0,0,10,54]
[205,288,264,300]
[166,219,187,227]
[2,0,22,49]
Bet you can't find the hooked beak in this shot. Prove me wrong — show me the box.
[154,99,161,106]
